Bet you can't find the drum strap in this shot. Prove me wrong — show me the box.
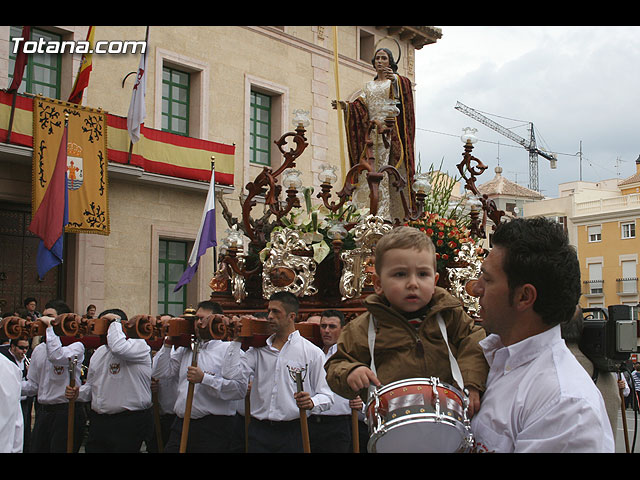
[367,314,377,377]
[436,313,465,392]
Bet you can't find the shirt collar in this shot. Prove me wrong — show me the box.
[266,329,300,349]
[480,324,563,373]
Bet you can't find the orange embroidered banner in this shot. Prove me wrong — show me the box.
[32,96,109,235]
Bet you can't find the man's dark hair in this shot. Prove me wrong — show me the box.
[44,299,71,315]
[23,297,37,307]
[491,217,581,327]
[196,300,223,314]
[321,309,345,327]
[269,291,299,315]
[98,308,128,321]
[10,337,30,347]
[560,306,583,343]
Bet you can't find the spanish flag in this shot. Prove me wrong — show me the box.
[68,26,95,105]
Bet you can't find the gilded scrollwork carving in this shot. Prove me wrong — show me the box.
[339,215,392,300]
[446,242,483,318]
[262,228,318,298]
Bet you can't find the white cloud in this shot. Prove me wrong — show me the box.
[415,26,640,197]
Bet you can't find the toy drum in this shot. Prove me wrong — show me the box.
[366,377,474,453]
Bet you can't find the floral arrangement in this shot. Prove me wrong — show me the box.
[406,212,477,272]
[260,187,365,265]
[406,160,481,272]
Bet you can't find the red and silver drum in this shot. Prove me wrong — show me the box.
[366,377,474,453]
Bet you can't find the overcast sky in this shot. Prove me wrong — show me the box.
[413,26,640,198]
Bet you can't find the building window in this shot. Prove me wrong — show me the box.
[158,239,188,317]
[359,29,375,63]
[588,225,602,243]
[587,262,603,294]
[250,90,272,166]
[9,26,61,99]
[162,66,190,136]
[622,222,636,239]
[618,260,638,294]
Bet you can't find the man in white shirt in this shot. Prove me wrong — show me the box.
[152,301,248,453]
[0,354,22,453]
[229,291,334,453]
[0,338,32,451]
[470,217,614,453]
[67,308,152,453]
[309,309,363,453]
[22,300,86,453]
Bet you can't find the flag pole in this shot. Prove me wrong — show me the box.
[6,26,31,144]
[210,157,217,274]
[6,91,18,144]
[127,26,149,164]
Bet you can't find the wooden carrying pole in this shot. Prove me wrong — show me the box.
[152,390,164,452]
[66,356,78,453]
[244,394,250,453]
[351,409,360,453]
[295,371,311,453]
[179,339,200,453]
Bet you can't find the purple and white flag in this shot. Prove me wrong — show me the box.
[174,172,217,292]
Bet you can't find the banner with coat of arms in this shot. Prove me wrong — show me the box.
[32,96,109,235]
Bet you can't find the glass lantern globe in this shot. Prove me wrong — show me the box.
[292,109,310,129]
[327,220,348,240]
[412,172,431,194]
[461,127,478,145]
[318,164,338,185]
[282,168,303,189]
[224,227,245,250]
[466,195,483,211]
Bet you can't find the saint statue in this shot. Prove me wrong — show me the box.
[333,47,416,221]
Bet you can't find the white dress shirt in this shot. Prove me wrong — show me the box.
[0,356,23,453]
[152,348,179,416]
[471,325,615,453]
[232,330,334,421]
[78,321,152,414]
[152,339,248,419]
[22,326,84,404]
[317,343,352,416]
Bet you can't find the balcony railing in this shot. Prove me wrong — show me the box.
[616,277,639,295]
[575,193,640,216]
[582,279,604,297]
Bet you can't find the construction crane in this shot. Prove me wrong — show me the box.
[455,101,557,192]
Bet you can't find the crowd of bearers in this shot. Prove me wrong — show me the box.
[2,218,616,455]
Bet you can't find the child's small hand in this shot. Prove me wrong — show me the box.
[466,387,481,418]
[347,366,381,392]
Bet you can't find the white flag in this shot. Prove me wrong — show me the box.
[127,49,147,144]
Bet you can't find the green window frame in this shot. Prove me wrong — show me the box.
[250,90,272,166]
[162,66,190,136]
[8,26,61,99]
[158,239,189,317]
